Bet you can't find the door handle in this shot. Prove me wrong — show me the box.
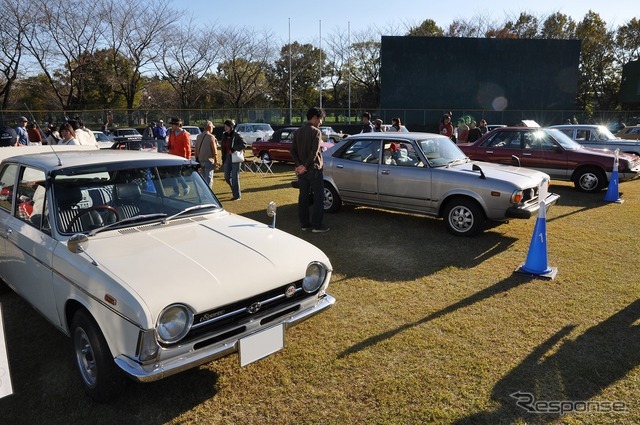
[381,170,390,175]
[486,150,493,154]
[336,164,344,169]
[523,153,532,156]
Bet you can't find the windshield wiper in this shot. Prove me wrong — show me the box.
[162,204,218,224]
[89,213,168,236]
[446,158,468,168]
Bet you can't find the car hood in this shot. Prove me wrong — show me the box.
[83,212,331,317]
[456,160,549,186]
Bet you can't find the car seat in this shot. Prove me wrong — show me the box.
[56,185,103,233]
[114,183,142,219]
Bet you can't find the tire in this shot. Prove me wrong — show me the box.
[574,167,606,193]
[71,309,127,402]
[260,151,271,162]
[442,197,485,237]
[323,184,342,213]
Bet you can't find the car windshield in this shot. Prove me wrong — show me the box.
[254,124,272,132]
[417,136,467,167]
[53,164,221,235]
[545,129,581,149]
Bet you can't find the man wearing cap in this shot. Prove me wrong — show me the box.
[154,120,167,151]
[16,116,29,145]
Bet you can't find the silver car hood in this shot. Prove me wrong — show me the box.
[82,212,331,317]
[454,160,549,186]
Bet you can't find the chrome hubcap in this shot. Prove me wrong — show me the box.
[75,328,97,387]
[449,206,473,232]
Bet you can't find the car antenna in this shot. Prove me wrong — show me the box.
[472,163,486,179]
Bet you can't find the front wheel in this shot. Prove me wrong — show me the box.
[443,197,485,237]
[323,184,342,213]
[574,167,606,193]
[71,309,127,402]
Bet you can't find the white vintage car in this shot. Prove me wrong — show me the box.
[0,146,334,401]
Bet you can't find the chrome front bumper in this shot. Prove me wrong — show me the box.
[505,192,560,219]
[115,294,336,383]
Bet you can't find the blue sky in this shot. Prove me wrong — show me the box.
[178,0,636,44]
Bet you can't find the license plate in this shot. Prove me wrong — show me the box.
[239,324,284,367]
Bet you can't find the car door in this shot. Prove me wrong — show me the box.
[328,138,381,205]
[271,130,294,161]
[519,130,569,180]
[377,140,433,212]
[471,130,525,165]
[0,165,59,324]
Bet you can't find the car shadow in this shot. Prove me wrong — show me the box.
[0,291,218,423]
[454,298,640,424]
[337,274,532,359]
[547,184,614,223]
[242,202,519,282]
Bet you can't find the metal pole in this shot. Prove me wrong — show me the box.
[289,18,292,125]
[319,20,322,108]
[348,21,351,124]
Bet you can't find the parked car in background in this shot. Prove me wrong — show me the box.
[111,128,141,139]
[322,132,559,236]
[458,127,640,193]
[182,125,202,149]
[92,131,115,149]
[320,126,347,143]
[550,124,640,156]
[111,138,158,152]
[251,127,334,162]
[0,147,335,401]
[616,125,640,140]
[236,123,274,146]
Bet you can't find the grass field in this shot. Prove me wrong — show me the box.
[1,159,639,424]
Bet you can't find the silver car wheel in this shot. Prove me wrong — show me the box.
[74,326,98,388]
[323,187,334,210]
[448,205,474,233]
[577,171,599,192]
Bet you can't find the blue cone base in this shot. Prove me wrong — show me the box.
[604,171,621,203]
[515,264,558,280]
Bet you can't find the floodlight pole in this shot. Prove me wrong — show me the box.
[319,20,322,108]
[289,18,292,125]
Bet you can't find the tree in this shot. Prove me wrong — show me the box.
[211,28,274,110]
[407,19,444,37]
[540,12,577,39]
[102,0,173,124]
[348,29,382,108]
[157,20,220,110]
[615,18,640,65]
[575,11,618,112]
[20,0,106,110]
[0,0,24,109]
[267,42,323,111]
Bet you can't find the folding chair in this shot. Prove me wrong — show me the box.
[254,159,273,176]
[240,160,256,174]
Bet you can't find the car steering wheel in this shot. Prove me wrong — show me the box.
[66,205,120,233]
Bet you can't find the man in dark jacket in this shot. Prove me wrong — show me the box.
[361,112,374,133]
[290,107,330,233]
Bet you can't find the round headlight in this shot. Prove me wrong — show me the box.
[302,262,327,293]
[156,304,193,344]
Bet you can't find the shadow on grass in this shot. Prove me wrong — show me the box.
[547,184,611,223]
[338,274,532,359]
[0,292,218,424]
[455,299,640,424]
[242,202,519,282]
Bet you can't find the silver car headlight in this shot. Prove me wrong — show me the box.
[302,262,327,293]
[156,304,193,344]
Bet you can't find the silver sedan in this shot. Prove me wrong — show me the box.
[322,132,559,236]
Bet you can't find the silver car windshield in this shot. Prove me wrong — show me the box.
[54,165,221,234]
[595,126,618,141]
[545,129,581,150]
[417,136,467,167]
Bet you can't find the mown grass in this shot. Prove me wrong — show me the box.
[1,157,640,424]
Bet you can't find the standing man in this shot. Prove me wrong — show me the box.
[154,120,168,152]
[167,117,191,195]
[361,112,374,133]
[194,121,219,188]
[290,106,330,233]
[15,116,29,145]
[220,119,246,201]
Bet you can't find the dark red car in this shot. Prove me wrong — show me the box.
[458,127,640,193]
[251,127,334,163]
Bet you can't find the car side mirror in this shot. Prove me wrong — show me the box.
[67,233,89,253]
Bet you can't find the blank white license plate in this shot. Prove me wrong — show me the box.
[239,324,284,367]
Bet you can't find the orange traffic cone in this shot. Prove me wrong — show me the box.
[604,149,624,203]
[515,198,558,280]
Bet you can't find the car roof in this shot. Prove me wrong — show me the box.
[549,124,606,129]
[3,149,189,173]
[347,131,444,139]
